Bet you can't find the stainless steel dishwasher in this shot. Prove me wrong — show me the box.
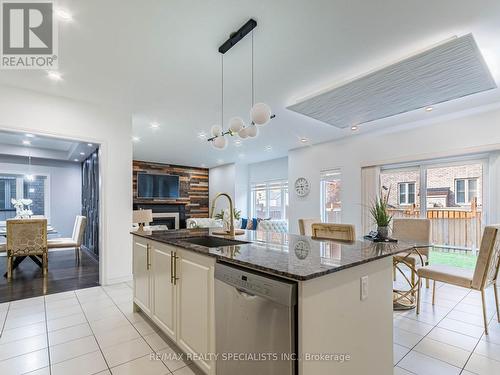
[215,262,297,375]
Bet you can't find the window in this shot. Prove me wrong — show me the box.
[251,180,288,220]
[379,158,485,252]
[0,174,49,221]
[0,177,16,209]
[320,169,341,223]
[455,178,478,205]
[398,182,416,205]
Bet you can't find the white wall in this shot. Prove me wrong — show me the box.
[234,163,249,217]
[0,156,82,237]
[288,108,500,234]
[0,86,132,285]
[209,164,236,214]
[248,157,288,183]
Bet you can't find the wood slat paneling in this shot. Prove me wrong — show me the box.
[132,160,209,219]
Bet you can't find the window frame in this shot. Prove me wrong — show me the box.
[250,180,288,220]
[398,181,416,206]
[455,177,478,205]
[320,169,342,223]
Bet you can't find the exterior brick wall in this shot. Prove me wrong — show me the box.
[380,163,482,209]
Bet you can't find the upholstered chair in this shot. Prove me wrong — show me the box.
[298,218,322,236]
[48,216,87,263]
[6,219,48,279]
[392,218,432,288]
[311,223,356,242]
[417,225,500,335]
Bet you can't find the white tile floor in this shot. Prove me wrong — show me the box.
[1,280,499,374]
[394,281,500,374]
[0,282,203,375]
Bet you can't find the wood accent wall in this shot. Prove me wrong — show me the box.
[132,160,209,218]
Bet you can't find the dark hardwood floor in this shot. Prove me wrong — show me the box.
[0,249,99,303]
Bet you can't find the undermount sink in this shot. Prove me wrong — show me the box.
[182,236,250,248]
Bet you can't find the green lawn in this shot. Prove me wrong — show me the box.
[429,249,477,269]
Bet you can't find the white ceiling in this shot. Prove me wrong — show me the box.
[0,0,499,168]
[0,130,98,162]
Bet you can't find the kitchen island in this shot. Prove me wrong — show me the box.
[131,228,416,375]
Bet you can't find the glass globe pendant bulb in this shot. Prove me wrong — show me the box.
[213,135,227,149]
[238,127,249,139]
[229,117,244,133]
[251,103,272,125]
[246,124,258,138]
[211,125,222,137]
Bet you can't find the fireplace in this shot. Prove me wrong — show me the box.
[133,202,186,229]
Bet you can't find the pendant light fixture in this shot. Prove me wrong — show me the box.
[207,19,275,150]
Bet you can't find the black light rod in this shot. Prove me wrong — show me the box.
[218,19,257,54]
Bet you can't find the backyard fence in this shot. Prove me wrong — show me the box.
[388,198,482,253]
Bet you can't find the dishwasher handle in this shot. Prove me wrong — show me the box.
[235,287,257,299]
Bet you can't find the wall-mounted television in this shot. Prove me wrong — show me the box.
[137,173,180,199]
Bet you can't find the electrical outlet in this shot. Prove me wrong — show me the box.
[360,276,368,301]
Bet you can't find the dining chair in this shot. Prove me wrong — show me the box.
[392,218,432,288]
[311,223,356,242]
[6,219,48,279]
[417,225,500,335]
[298,218,321,236]
[47,216,87,264]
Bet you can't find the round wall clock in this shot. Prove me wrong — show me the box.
[294,240,311,260]
[294,177,310,197]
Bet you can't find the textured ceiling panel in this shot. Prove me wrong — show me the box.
[287,34,497,128]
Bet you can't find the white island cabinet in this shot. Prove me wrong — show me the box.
[133,230,412,375]
[132,236,216,374]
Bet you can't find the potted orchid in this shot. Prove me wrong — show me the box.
[11,198,33,219]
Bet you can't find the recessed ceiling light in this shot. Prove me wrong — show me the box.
[425,106,434,112]
[351,125,359,132]
[73,159,79,162]
[87,143,93,147]
[132,136,141,142]
[217,159,224,164]
[300,137,309,143]
[25,133,35,138]
[234,139,242,147]
[22,140,31,145]
[79,152,85,155]
[265,145,272,151]
[55,8,73,21]
[47,71,62,81]
[197,131,207,139]
[150,122,160,129]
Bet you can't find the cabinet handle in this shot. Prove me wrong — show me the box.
[170,250,174,284]
[172,252,179,285]
[146,244,151,270]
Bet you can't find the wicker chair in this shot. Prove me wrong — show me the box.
[311,223,356,242]
[417,225,500,335]
[6,219,48,279]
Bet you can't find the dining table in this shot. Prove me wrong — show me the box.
[0,220,58,277]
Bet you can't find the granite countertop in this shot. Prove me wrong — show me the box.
[131,228,422,281]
